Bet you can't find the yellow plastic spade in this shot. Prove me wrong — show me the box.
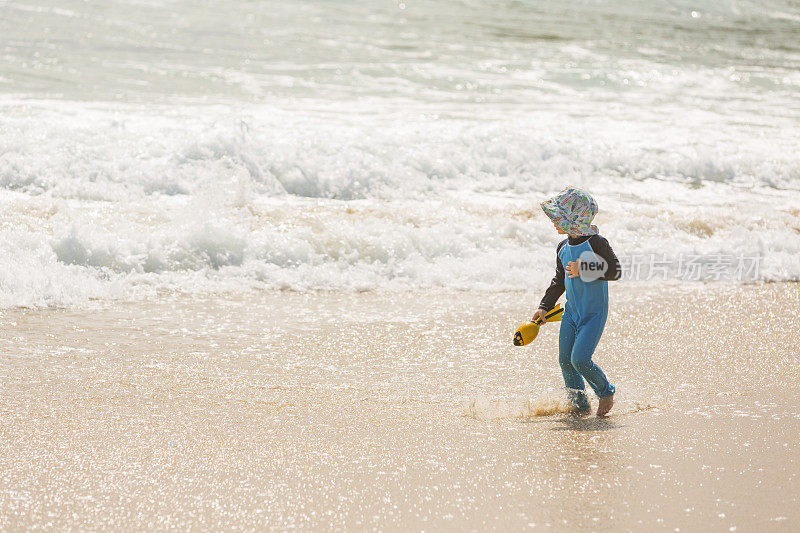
[513,303,564,346]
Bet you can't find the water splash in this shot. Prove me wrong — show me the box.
[463,395,574,419]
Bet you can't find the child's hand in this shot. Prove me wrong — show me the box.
[531,309,547,324]
[566,259,580,278]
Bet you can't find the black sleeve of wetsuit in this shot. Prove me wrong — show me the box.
[538,241,566,311]
[589,235,622,281]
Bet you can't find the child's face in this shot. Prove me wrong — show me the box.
[553,220,567,234]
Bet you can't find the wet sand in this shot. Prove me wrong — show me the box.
[1,283,798,530]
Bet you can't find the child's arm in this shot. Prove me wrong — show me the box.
[589,235,622,281]
[538,241,567,312]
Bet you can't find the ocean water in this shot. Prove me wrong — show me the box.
[1,0,799,307]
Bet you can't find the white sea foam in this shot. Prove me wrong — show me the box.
[0,99,797,308]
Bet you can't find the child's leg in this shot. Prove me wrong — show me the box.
[569,318,615,399]
[558,319,590,410]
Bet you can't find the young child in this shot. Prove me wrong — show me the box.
[532,186,621,417]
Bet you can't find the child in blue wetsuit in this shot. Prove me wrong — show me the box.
[532,187,621,417]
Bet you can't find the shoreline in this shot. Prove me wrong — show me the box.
[3,277,794,312]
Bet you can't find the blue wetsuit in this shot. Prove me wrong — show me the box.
[538,234,621,409]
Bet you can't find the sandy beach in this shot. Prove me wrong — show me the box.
[3,0,800,530]
[1,282,798,530]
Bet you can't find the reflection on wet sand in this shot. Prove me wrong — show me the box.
[0,283,798,529]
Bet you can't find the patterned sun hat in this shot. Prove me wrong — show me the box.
[540,186,599,236]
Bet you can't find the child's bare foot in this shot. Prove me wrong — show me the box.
[597,394,614,417]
